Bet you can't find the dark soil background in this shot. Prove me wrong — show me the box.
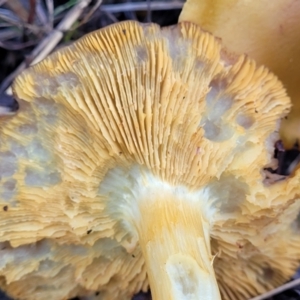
[0,1,299,299]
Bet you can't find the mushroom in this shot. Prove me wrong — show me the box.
[1,20,300,300]
[179,0,300,149]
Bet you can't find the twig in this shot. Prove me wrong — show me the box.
[146,0,151,22]
[0,40,37,50]
[45,0,54,29]
[249,278,300,300]
[35,0,48,27]
[75,0,102,28]
[123,0,137,20]
[103,11,119,24]
[100,1,184,13]
[1,0,100,94]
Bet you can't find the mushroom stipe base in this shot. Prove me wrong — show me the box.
[99,165,221,299]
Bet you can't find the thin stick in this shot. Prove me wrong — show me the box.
[1,0,99,94]
[101,1,183,13]
[146,0,151,23]
[77,0,102,27]
[103,11,119,24]
[36,0,49,27]
[249,278,300,300]
[45,0,54,29]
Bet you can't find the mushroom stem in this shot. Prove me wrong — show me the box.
[137,196,221,300]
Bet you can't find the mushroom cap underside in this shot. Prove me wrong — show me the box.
[0,20,299,299]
